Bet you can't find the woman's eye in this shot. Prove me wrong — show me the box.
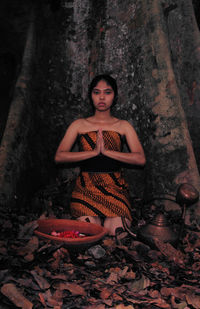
[92,90,113,95]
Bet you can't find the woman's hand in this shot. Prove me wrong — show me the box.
[95,129,101,155]
[96,121,146,166]
[97,128,106,154]
[55,119,101,163]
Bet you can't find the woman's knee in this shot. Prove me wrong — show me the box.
[77,216,101,225]
[104,217,131,236]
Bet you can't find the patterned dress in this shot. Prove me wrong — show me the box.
[70,130,132,220]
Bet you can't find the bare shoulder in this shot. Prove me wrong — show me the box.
[70,118,85,126]
[118,119,136,132]
[67,118,85,130]
[120,119,132,127]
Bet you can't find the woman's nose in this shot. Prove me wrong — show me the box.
[100,92,105,99]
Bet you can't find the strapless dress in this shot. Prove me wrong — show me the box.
[70,130,132,220]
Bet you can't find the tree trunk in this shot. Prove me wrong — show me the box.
[140,0,200,223]
[166,0,200,170]
[0,0,199,226]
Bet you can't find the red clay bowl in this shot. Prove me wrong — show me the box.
[34,219,108,249]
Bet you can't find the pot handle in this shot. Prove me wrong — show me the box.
[122,216,137,238]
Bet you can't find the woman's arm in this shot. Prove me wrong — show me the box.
[99,122,146,166]
[54,120,100,164]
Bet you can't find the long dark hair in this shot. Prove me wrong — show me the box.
[88,74,118,107]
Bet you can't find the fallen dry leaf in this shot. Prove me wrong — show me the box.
[38,292,46,307]
[100,287,112,299]
[17,236,39,256]
[170,295,188,309]
[154,238,186,266]
[106,272,118,284]
[185,291,200,309]
[123,269,136,280]
[115,304,135,309]
[18,221,38,239]
[30,270,50,290]
[148,288,161,298]
[1,283,33,309]
[129,274,151,291]
[51,289,64,303]
[53,282,86,296]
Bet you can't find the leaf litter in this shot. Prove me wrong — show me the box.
[1,206,200,309]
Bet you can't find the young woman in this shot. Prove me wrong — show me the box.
[55,74,146,235]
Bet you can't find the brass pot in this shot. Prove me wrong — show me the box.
[122,183,199,248]
[138,213,178,246]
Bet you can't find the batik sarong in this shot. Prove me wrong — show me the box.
[70,131,132,220]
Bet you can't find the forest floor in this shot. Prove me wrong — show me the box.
[1,197,200,309]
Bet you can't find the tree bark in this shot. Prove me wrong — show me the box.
[142,0,200,223]
[166,0,200,170]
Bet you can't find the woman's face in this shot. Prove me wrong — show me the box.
[91,80,115,112]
